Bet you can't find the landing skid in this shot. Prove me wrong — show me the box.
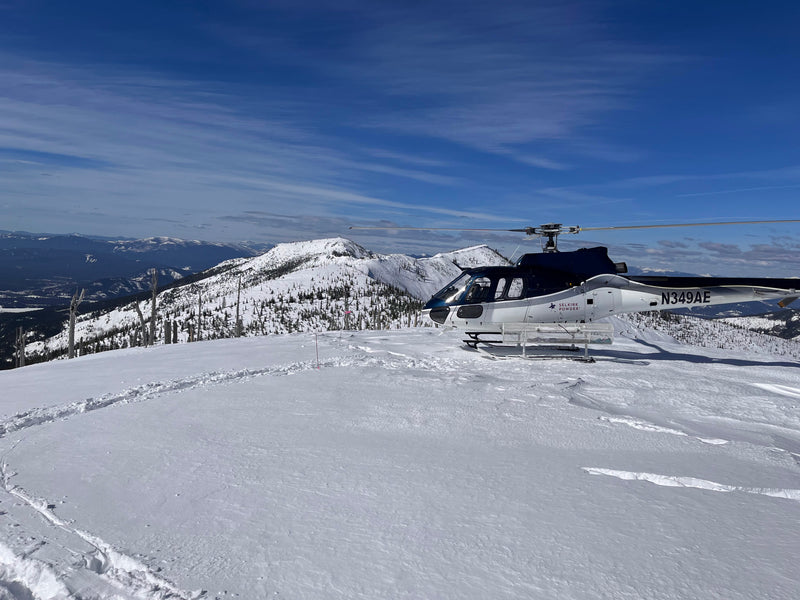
[463,323,614,362]
[468,342,597,362]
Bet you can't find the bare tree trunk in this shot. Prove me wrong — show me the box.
[15,327,25,367]
[149,269,158,346]
[68,289,85,359]
[197,292,202,341]
[134,302,148,346]
[235,276,242,337]
[344,285,350,331]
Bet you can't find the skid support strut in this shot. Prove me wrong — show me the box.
[464,322,613,362]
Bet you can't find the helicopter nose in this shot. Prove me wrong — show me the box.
[424,306,450,324]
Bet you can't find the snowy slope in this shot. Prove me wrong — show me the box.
[618,312,800,360]
[720,310,800,341]
[25,238,509,361]
[1,325,800,599]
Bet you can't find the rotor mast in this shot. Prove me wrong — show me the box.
[512,223,581,252]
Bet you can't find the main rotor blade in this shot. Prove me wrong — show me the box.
[579,219,800,232]
[350,219,800,236]
[348,226,519,232]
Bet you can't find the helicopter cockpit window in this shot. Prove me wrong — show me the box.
[494,278,507,300]
[433,272,472,304]
[465,277,492,302]
[507,278,524,299]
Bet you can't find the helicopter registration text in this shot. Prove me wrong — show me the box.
[661,290,711,305]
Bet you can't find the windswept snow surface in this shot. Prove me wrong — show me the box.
[1,327,800,598]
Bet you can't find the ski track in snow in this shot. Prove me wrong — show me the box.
[1,468,203,599]
[0,342,455,599]
[0,362,317,599]
[0,540,69,600]
[0,342,449,443]
[583,467,800,501]
[0,363,311,441]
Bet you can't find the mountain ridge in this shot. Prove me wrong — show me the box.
[16,238,509,365]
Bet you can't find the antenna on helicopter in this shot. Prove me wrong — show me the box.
[349,219,800,253]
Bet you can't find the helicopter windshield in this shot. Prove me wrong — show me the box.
[432,272,472,304]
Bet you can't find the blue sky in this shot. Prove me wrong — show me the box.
[1,0,799,275]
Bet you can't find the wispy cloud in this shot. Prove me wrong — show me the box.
[595,164,800,191]
[217,211,529,256]
[513,155,571,171]
[535,187,632,208]
[606,236,800,277]
[334,2,671,163]
[658,239,689,249]
[205,2,670,167]
[676,183,800,197]
[699,242,743,256]
[362,148,448,168]
[0,54,468,237]
[3,1,796,271]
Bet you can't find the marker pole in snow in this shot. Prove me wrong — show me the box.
[315,333,320,369]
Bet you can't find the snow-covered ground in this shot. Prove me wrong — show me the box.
[720,316,784,331]
[1,324,800,599]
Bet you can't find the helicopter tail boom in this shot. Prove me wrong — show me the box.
[600,275,798,314]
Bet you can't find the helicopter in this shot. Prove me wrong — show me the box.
[351,220,799,352]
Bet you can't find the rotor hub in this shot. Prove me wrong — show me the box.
[527,223,581,252]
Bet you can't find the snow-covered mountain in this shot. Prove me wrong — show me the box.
[24,238,509,363]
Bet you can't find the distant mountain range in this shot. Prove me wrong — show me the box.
[0,230,271,309]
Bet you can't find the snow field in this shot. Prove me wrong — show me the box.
[0,328,799,598]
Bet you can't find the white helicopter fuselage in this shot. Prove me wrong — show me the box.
[352,223,800,341]
[423,270,798,333]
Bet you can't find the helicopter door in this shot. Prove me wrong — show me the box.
[586,285,616,321]
[482,277,527,326]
